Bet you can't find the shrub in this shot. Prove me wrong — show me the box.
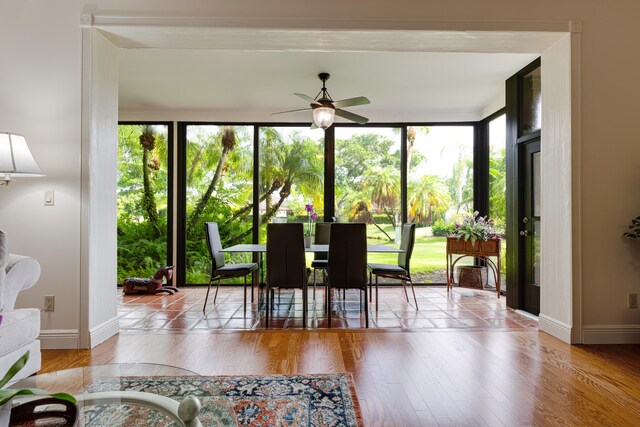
[431,220,455,237]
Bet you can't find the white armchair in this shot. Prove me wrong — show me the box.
[0,253,42,384]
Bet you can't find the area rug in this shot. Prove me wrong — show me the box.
[82,373,363,426]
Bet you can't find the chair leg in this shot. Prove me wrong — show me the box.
[243,275,247,316]
[376,275,379,312]
[409,276,419,310]
[213,276,222,303]
[251,271,255,303]
[364,287,369,328]
[203,275,214,312]
[402,279,409,303]
[328,285,332,328]
[313,269,317,301]
[303,287,308,328]
[369,271,373,302]
[265,284,270,328]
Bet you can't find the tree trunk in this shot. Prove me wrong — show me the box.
[141,147,161,236]
[223,182,282,228]
[226,184,290,245]
[187,147,231,235]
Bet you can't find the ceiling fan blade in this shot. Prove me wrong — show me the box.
[294,93,321,106]
[335,109,369,125]
[332,96,370,109]
[272,107,312,115]
[310,122,319,130]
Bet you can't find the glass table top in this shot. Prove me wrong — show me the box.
[11,363,237,426]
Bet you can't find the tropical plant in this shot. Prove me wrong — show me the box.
[408,175,451,225]
[623,216,640,239]
[304,204,318,237]
[452,211,497,244]
[0,350,76,406]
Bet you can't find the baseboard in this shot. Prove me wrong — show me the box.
[39,329,79,349]
[582,325,640,344]
[538,314,572,343]
[89,315,120,348]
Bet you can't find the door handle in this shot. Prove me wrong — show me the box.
[519,230,529,236]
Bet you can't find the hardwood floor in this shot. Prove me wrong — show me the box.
[41,330,640,426]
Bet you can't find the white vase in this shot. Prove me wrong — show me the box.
[0,400,12,427]
[304,236,312,248]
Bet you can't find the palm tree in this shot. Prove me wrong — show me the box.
[408,175,451,225]
[362,165,400,226]
[187,126,244,235]
[139,125,161,236]
[226,134,323,245]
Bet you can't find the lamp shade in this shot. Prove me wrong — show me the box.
[312,107,335,129]
[0,132,44,183]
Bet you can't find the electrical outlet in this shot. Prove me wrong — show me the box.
[628,293,638,309]
[44,295,55,312]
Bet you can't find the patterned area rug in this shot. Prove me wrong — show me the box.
[83,373,363,426]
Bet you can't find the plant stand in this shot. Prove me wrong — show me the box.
[446,237,501,298]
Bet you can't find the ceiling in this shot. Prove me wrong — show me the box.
[118,49,537,122]
[107,25,553,123]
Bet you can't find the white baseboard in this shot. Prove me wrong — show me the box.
[39,329,79,349]
[538,314,572,343]
[582,325,640,344]
[89,315,119,348]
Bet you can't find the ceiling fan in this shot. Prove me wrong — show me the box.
[273,73,370,129]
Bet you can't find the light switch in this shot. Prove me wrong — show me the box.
[44,190,55,206]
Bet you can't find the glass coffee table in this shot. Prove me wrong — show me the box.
[11,363,237,426]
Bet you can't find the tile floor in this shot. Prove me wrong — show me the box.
[117,285,538,332]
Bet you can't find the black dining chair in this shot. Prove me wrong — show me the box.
[367,223,418,311]
[310,222,331,300]
[203,222,258,313]
[265,223,309,327]
[325,223,369,328]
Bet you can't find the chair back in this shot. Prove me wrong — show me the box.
[398,223,416,273]
[313,222,331,261]
[327,223,367,290]
[266,223,307,289]
[205,222,225,271]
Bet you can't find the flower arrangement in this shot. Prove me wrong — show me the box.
[623,215,640,239]
[451,211,497,244]
[304,204,318,237]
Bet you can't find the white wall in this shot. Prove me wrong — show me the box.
[80,28,120,347]
[3,0,640,346]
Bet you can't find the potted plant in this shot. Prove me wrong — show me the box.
[304,203,318,248]
[0,323,76,424]
[448,211,500,254]
[623,215,640,239]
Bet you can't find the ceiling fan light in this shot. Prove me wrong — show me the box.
[312,107,335,129]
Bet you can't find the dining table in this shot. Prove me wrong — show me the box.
[221,243,403,305]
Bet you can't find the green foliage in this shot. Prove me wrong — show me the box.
[0,351,76,406]
[431,220,455,237]
[623,216,640,239]
[451,211,497,244]
[489,146,506,233]
[117,125,169,283]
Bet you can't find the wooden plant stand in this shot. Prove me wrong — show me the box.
[446,237,502,298]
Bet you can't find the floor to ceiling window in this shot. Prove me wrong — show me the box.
[184,124,253,284]
[166,119,505,286]
[406,125,475,282]
[258,126,324,243]
[488,114,507,286]
[117,123,172,283]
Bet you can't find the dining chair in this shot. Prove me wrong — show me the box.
[203,222,258,313]
[310,222,331,300]
[367,223,418,311]
[265,223,308,327]
[325,223,369,328]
